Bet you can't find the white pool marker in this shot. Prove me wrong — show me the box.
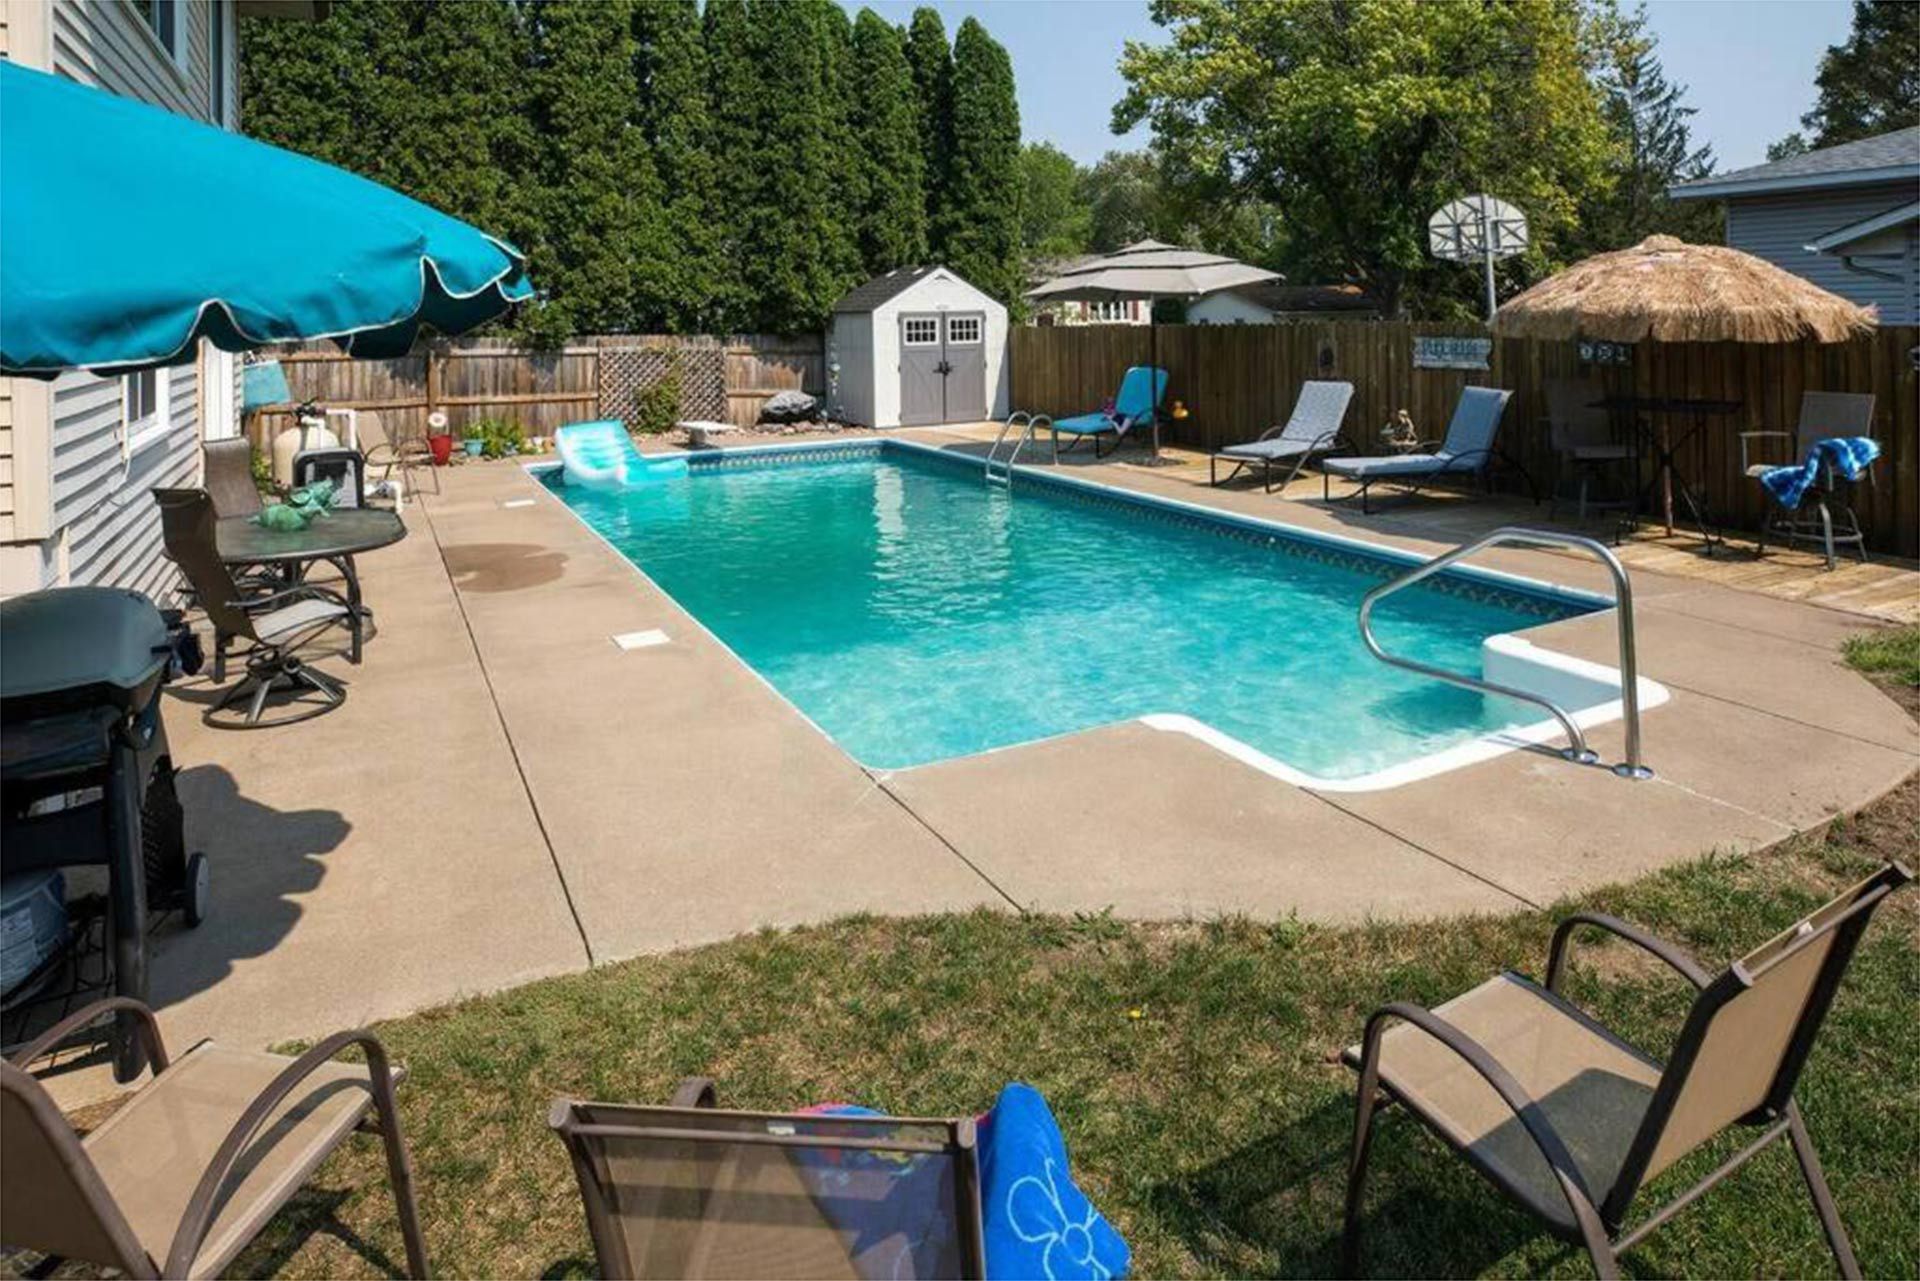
[611,629,671,651]
[501,498,537,509]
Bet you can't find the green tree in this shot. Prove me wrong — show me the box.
[1115,0,1618,317]
[944,18,1022,301]
[1777,0,1920,154]
[1079,149,1163,251]
[850,9,929,272]
[903,8,955,257]
[1578,16,1720,251]
[703,0,760,331]
[635,0,721,332]
[816,2,866,289]
[1018,142,1090,266]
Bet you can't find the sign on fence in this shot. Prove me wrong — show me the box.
[1578,338,1635,366]
[1412,335,1492,370]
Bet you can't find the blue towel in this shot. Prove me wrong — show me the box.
[1760,436,1879,510]
[979,1084,1130,1281]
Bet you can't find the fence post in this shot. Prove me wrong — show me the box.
[425,342,443,423]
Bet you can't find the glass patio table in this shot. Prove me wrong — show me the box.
[216,508,406,665]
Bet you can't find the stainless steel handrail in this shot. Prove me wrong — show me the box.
[985,413,1045,486]
[1358,527,1652,779]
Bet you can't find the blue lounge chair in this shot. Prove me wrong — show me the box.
[1321,386,1519,514]
[1047,365,1168,460]
[1210,380,1356,492]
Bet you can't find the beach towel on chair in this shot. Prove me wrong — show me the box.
[1760,436,1879,510]
[979,1084,1130,1281]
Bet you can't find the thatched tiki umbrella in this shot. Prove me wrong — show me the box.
[1493,235,1875,536]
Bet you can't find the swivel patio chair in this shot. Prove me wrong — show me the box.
[1321,386,1524,514]
[1210,380,1356,492]
[1,997,428,1279]
[359,409,439,498]
[1543,378,1634,523]
[550,1077,986,1279]
[1046,365,1168,460]
[153,487,350,728]
[1741,391,1877,570]
[1342,862,1910,1279]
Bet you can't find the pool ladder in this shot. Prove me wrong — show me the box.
[1359,527,1653,779]
[985,413,1046,488]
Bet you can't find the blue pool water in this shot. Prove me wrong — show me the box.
[545,446,1597,780]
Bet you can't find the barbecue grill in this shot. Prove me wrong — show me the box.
[0,587,207,1077]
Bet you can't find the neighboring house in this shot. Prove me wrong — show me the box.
[1187,283,1381,325]
[0,0,254,600]
[1669,127,1920,324]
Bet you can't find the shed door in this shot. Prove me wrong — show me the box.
[941,313,987,421]
[898,313,946,425]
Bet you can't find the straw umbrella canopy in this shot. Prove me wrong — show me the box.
[1028,240,1282,458]
[1492,235,1875,344]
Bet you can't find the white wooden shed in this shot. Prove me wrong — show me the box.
[828,266,1009,428]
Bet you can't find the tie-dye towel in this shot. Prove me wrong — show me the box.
[1760,436,1880,510]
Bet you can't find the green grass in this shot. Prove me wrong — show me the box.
[224,805,1919,1279]
[1841,623,1920,687]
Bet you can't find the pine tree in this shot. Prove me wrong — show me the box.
[816,3,866,292]
[1580,34,1720,251]
[944,18,1022,301]
[1797,0,1920,149]
[635,0,721,332]
[849,9,928,273]
[903,8,955,258]
[703,0,760,332]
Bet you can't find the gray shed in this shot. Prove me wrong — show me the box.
[828,266,1010,428]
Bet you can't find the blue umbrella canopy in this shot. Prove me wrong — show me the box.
[0,61,533,377]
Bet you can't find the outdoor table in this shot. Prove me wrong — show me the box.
[216,508,406,664]
[1593,395,1741,553]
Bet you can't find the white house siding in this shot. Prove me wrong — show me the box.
[1187,292,1277,325]
[0,0,240,599]
[1725,183,1919,324]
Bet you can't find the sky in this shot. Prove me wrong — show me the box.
[847,0,1858,175]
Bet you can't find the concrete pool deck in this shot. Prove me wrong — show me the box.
[101,436,1915,1092]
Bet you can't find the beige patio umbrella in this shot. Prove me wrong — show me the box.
[1492,235,1875,343]
[1028,240,1283,459]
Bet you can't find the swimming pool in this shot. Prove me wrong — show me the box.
[540,441,1652,787]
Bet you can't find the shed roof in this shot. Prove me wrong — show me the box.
[832,265,991,314]
[1670,127,1919,201]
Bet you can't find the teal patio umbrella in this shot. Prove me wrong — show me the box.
[0,61,533,377]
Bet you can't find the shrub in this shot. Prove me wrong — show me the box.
[630,355,683,436]
[461,417,527,459]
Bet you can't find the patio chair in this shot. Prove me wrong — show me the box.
[1210,380,1356,492]
[0,996,428,1279]
[1544,378,1633,522]
[1321,386,1520,514]
[203,438,264,519]
[550,1077,986,1279]
[359,409,440,497]
[1740,391,1876,570]
[153,487,351,728]
[1047,365,1168,460]
[1341,862,1911,1280]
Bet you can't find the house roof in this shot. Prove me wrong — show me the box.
[832,266,958,314]
[1806,200,1920,254]
[1221,282,1380,315]
[1670,127,1920,201]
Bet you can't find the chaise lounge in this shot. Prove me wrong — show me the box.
[1321,386,1516,514]
[1047,365,1168,461]
[1210,380,1356,492]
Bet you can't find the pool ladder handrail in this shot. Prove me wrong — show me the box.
[1358,526,1653,779]
[985,413,1046,487]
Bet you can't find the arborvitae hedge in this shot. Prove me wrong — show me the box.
[850,10,929,275]
[945,18,1023,305]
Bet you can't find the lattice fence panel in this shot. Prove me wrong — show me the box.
[597,341,728,426]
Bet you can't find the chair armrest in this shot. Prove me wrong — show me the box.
[670,1077,718,1109]
[165,1028,403,1277]
[8,997,170,1073]
[1356,1002,1607,1227]
[1546,912,1712,993]
[1739,431,1793,473]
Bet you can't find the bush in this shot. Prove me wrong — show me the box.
[461,417,527,460]
[630,356,683,436]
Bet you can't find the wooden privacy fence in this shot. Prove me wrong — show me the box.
[249,333,825,447]
[1011,322,1920,558]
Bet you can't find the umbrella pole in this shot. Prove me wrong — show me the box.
[1148,298,1160,462]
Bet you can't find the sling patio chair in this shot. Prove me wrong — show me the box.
[1321,386,1521,514]
[1341,861,1911,1280]
[1,997,428,1280]
[359,408,440,498]
[1046,364,1168,460]
[1740,390,1876,570]
[1543,377,1634,523]
[1209,380,1356,492]
[203,438,264,520]
[550,1077,986,1279]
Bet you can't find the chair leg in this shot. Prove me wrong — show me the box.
[1786,1103,1861,1279]
[1817,501,1836,572]
[1341,1084,1383,1277]
[369,1066,432,1278]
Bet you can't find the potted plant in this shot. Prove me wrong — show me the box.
[461,422,487,458]
[425,410,454,466]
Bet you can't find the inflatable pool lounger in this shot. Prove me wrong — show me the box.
[554,419,688,489]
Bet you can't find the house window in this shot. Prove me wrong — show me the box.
[1088,300,1135,323]
[132,0,187,73]
[210,0,228,123]
[124,369,172,456]
[903,317,939,346]
[946,315,982,345]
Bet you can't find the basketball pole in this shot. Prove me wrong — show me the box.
[1479,200,1497,322]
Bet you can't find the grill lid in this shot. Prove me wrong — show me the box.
[0,587,170,701]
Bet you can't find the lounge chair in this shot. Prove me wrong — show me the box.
[550,1077,986,1279]
[1321,386,1517,514]
[1342,862,1911,1279]
[1210,380,1355,491]
[1,997,428,1279]
[1741,391,1876,570]
[1046,365,1168,460]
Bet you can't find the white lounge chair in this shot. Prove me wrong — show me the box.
[1210,380,1356,492]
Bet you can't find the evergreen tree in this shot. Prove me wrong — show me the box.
[943,18,1022,301]
[1797,1,1919,149]
[816,2,866,290]
[703,0,760,332]
[903,8,955,257]
[635,0,721,332]
[1579,31,1720,251]
[850,9,928,272]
